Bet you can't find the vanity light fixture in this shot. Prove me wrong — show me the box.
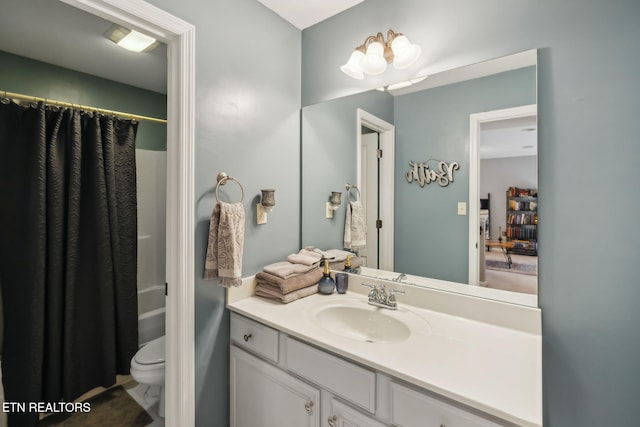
[257,189,275,225]
[341,29,421,79]
[104,24,160,53]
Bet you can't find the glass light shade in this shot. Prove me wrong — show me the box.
[391,35,421,70]
[361,42,387,75]
[340,50,365,79]
[261,189,275,209]
[116,29,157,52]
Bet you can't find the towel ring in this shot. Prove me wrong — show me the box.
[215,172,245,203]
[345,183,361,201]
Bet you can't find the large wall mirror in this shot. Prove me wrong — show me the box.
[301,49,538,307]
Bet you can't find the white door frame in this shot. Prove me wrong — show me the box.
[61,1,195,425]
[468,104,536,285]
[356,109,395,272]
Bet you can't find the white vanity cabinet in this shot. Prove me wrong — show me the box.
[285,336,376,413]
[230,313,514,427]
[390,382,504,427]
[328,399,388,427]
[230,346,320,427]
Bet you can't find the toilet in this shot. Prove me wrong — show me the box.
[130,335,165,417]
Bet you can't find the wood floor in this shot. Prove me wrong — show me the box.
[483,249,537,295]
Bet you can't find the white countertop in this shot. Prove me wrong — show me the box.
[228,285,542,427]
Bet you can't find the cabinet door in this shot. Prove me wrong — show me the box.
[231,346,320,427]
[390,382,503,427]
[328,399,388,427]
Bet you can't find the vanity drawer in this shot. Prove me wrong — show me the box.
[285,336,376,413]
[230,313,279,363]
[390,382,503,427]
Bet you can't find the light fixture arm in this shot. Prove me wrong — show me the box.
[355,30,401,64]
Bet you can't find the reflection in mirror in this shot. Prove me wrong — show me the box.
[301,50,537,307]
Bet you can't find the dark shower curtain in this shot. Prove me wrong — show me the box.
[0,101,139,427]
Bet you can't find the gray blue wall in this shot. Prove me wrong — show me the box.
[144,0,301,425]
[301,89,393,250]
[0,50,166,151]
[302,0,640,426]
[393,67,535,282]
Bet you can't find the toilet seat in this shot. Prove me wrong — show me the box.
[134,336,165,366]
[130,336,165,384]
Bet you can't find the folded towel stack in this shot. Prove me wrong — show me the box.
[255,248,362,304]
[255,249,325,303]
[286,248,323,266]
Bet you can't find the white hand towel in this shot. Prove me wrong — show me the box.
[204,201,245,287]
[344,200,366,250]
[263,261,318,279]
[286,248,323,266]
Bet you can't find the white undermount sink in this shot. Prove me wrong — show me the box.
[312,302,412,343]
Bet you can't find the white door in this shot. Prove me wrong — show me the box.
[357,109,394,271]
[360,131,379,268]
[230,346,320,427]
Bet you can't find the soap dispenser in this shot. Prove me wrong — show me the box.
[343,255,358,273]
[318,259,335,295]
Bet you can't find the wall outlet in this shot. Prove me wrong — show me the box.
[257,203,268,224]
[325,202,334,219]
[457,202,467,216]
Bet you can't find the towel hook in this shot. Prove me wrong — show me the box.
[215,172,245,203]
[345,183,361,201]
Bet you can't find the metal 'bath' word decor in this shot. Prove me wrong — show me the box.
[406,159,459,187]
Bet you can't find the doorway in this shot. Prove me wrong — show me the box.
[44,1,195,425]
[356,109,395,271]
[468,104,537,292]
[360,128,379,268]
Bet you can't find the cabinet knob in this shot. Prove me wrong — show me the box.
[304,400,314,414]
[328,415,337,426]
[243,333,252,342]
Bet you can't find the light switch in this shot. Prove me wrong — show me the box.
[457,202,467,216]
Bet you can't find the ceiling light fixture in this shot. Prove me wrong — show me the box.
[104,24,160,53]
[341,29,421,80]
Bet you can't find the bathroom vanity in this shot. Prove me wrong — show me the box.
[227,276,541,427]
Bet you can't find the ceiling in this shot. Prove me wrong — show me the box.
[480,116,537,160]
[256,0,366,29]
[0,0,168,93]
[0,0,362,94]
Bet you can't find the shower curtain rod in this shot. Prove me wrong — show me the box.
[2,90,168,124]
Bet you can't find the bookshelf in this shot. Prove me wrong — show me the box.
[506,187,537,255]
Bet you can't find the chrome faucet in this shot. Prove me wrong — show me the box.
[392,273,407,282]
[361,283,405,310]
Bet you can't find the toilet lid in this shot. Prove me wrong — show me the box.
[134,336,165,365]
